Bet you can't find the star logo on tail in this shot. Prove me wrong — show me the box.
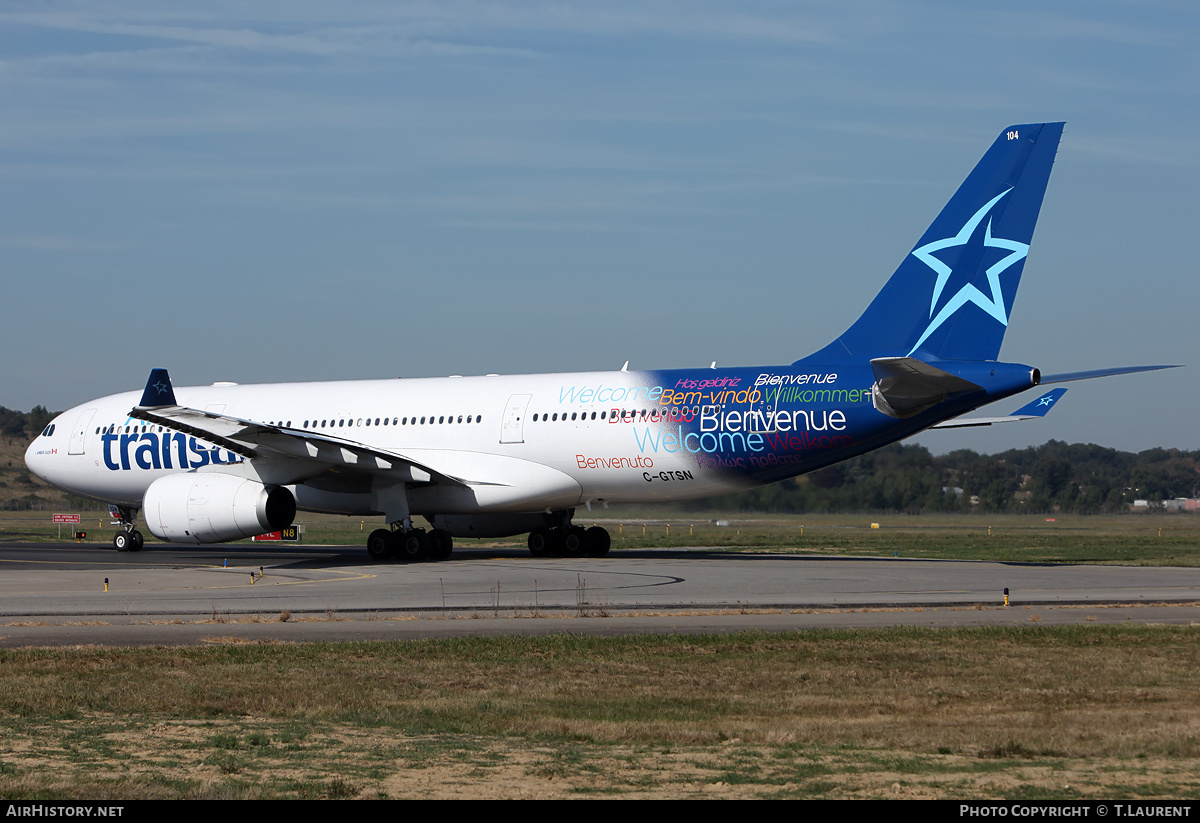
[906,188,1029,356]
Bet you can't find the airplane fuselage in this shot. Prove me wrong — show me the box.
[26,360,1034,519]
[30,122,1140,556]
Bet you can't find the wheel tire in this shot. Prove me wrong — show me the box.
[428,529,453,561]
[528,528,551,557]
[399,530,429,561]
[367,529,394,560]
[585,526,610,557]
[564,526,586,557]
[113,532,130,552]
[129,530,144,552]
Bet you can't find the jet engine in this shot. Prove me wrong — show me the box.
[143,473,296,544]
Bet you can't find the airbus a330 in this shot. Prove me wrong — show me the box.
[25,122,1174,559]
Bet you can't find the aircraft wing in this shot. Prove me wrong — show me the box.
[1039,364,1180,383]
[128,369,457,486]
[930,388,1067,429]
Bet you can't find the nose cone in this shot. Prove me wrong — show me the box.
[25,434,52,483]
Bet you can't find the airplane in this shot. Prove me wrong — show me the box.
[24,122,1177,558]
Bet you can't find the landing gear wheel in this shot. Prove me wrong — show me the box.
[528,528,551,557]
[399,529,429,562]
[128,530,144,552]
[113,532,130,552]
[564,526,586,557]
[367,529,395,561]
[428,529,453,561]
[584,526,610,557]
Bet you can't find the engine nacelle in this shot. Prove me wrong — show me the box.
[143,473,296,544]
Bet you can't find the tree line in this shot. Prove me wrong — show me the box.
[0,405,53,439]
[682,440,1200,515]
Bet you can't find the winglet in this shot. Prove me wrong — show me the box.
[929,387,1068,429]
[1010,387,1067,417]
[138,368,178,408]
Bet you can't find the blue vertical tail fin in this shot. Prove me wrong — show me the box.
[807,122,1064,364]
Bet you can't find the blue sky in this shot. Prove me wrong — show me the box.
[2,1,1196,454]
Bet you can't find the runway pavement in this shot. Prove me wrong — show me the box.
[1,541,1198,646]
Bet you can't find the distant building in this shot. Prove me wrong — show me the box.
[1131,498,1200,512]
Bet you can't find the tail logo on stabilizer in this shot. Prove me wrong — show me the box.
[906,188,1029,356]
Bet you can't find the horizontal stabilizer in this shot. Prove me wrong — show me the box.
[931,387,1067,429]
[870,357,982,419]
[1040,364,1180,384]
[1010,387,1068,417]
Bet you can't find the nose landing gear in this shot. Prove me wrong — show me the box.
[111,506,144,552]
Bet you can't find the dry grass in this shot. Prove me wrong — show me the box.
[6,510,1200,569]
[0,626,1198,797]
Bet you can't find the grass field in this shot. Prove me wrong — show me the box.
[3,510,1199,798]
[0,626,1198,799]
[4,509,1199,566]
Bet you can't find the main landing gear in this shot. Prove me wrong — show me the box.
[366,526,454,563]
[527,524,610,558]
[112,506,144,552]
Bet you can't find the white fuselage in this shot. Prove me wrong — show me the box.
[26,369,753,520]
